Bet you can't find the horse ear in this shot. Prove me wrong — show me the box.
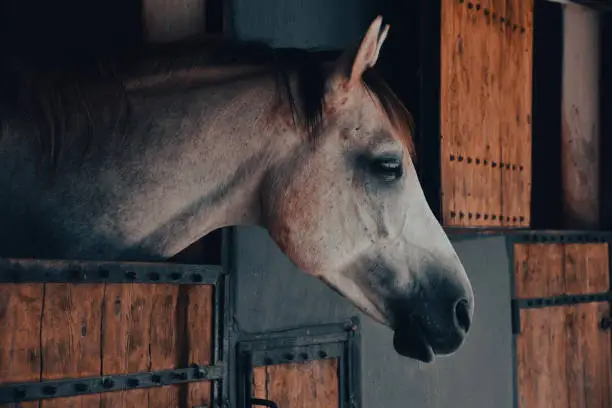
[330,16,389,90]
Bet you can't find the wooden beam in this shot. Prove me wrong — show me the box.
[143,0,208,43]
[560,2,601,229]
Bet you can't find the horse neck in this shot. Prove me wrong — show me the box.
[110,73,292,259]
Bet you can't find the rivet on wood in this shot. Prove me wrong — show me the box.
[484,214,489,220]
[459,212,465,219]
[484,160,488,165]
[492,162,497,168]
[458,155,464,162]
[475,213,481,219]
[476,4,481,10]
[450,154,455,161]
[467,157,473,164]
[484,9,490,16]
[492,215,497,220]
[450,211,457,218]
[475,158,480,164]
[468,213,473,219]
[467,2,473,9]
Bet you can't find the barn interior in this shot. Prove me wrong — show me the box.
[1,0,611,407]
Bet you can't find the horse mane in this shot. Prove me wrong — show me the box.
[0,36,414,167]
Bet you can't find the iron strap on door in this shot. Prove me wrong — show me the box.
[508,231,612,335]
[0,256,230,405]
[237,318,362,408]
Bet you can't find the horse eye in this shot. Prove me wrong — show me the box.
[371,157,403,182]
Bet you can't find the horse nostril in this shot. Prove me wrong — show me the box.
[454,298,471,333]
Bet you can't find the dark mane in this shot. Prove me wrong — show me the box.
[0,37,414,167]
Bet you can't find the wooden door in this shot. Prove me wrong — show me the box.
[0,257,224,408]
[252,359,339,407]
[238,320,360,408]
[439,0,534,228]
[513,240,612,408]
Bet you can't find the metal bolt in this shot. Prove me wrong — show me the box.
[14,389,26,399]
[170,272,182,281]
[151,374,162,383]
[318,350,328,359]
[99,269,110,279]
[191,273,203,283]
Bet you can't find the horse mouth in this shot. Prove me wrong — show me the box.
[393,322,435,363]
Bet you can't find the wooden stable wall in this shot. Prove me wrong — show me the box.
[440,0,534,228]
[0,282,214,408]
[513,242,612,408]
[252,359,339,407]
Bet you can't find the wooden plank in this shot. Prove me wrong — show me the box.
[100,284,153,407]
[184,285,214,407]
[514,243,609,299]
[252,359,339,407]
[0,284,43,408]
[100,283,213,407]
[41,284,105,408]
[561,3,601,229]
[516,303,612,408]
[440,0,533,228]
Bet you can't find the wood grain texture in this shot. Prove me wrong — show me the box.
[100,283,213,407]
[0,284,43,408]
[0,282,213,407]
[514,243,609,298]
[252,359,339,408]
[515,242,612,408]
[41,284,105,408]
[440,0,533,227]
[516,303,612,408]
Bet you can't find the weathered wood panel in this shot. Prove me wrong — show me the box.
[252,359,339,407]
[514,242,612,408]
[0,283,213,407]
[514,243,609,299]
[440,0,533,227]
[516,303,612,408]
[0,284,43,408]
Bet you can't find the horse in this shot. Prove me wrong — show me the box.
[0,16,473,362]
